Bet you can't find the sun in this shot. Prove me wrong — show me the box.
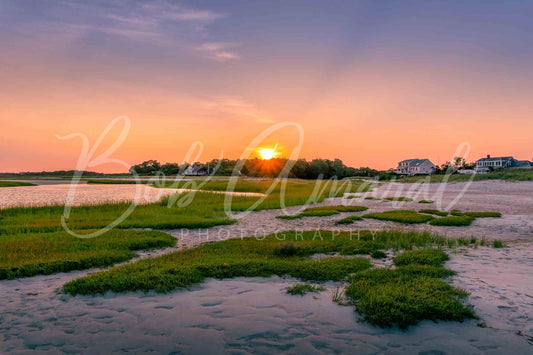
[258,145,278,160]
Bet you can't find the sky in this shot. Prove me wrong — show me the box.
[1,0,532,172]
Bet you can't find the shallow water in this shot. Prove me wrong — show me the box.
[0,184,184,208]
[1,180,532,352]
[1,274,531,353]
[0,184,263,209]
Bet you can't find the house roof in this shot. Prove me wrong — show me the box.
[514,160,533,168]
[476,156,513,162]
[398,158,434,167]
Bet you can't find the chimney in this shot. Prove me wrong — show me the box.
[487,154,491,159]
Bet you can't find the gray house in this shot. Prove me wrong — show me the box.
[475,155,533,173]
[397,159,436,175]
[183,164,207,176]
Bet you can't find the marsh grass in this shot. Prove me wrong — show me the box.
[364,197,381,200]
[362,209,502,227]
[1,180,371,235]
[447,239,457,248]
[0,192,236,235]
[60,230,482,329]
[89,178,373,197]
[346,249,476,328]
[0,178,376,282]
[332,286,347,305]
[418,200,434,204]
[63,230,449,295]
[370,250,387,259]
[0,181,36,187]
[87,178,265,193]
[492,240,504,248]
[394,168,533,182]
[363,210,434,224]
[336,215,363,225]
[419,209,449,217]
[276,205,368,219]
[449,210,501,219]
[286,283,325,295]
[393,249,449,267]
[463,212,502,218]
[384,197,413,202]
[429,215,475,226]
[456,237,477,246]
[273,243,300,257]
[0,230,175,279]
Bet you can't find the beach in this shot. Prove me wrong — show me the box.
[0,180,532,352]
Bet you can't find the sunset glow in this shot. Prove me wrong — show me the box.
[0,1,532,172]
[258,146,278,160]
[2,2,533,353]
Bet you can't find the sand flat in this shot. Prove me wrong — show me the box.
[1,180,532,352]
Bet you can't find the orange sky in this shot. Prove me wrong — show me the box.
[1,1,532,172]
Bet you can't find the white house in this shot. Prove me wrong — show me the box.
[397,159,436,175]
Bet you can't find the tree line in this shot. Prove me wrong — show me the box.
[128,158,379,179]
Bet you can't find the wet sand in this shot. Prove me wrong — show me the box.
[167,180,533,251]
[0,180,532,352]
[1,246,532,353]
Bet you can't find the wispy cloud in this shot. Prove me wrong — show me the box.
[2,0,236,60]
[196,42,240,62]
[166,10,223,22]
[204,96,275,123]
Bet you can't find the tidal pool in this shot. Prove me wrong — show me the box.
[0,183,262,209]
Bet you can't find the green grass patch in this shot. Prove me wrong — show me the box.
[0,230,175,279]
[346,249,475,328]
[429,215,475,226]
[1,179,372,235]
[492,240,504,248]
[393,168,533,183]
[419,209,449,217]
[0,192,237,235]
[276,214,304,220]
[463,212,501,218]
[363,210,434,224]
[336,215,363,225]
[418,200,434,204]
[370,250,387,259]
[364,197,381,200]
[384,197,413,202]
[0,181,36,187]
[287,283,325,295]
[393,249,449,267]
[61,230,477,330]
[276,205,368,219]
[448,210,501,218]
[63,230,449,295]
[273,242,301,257]
[456,237,478,246]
